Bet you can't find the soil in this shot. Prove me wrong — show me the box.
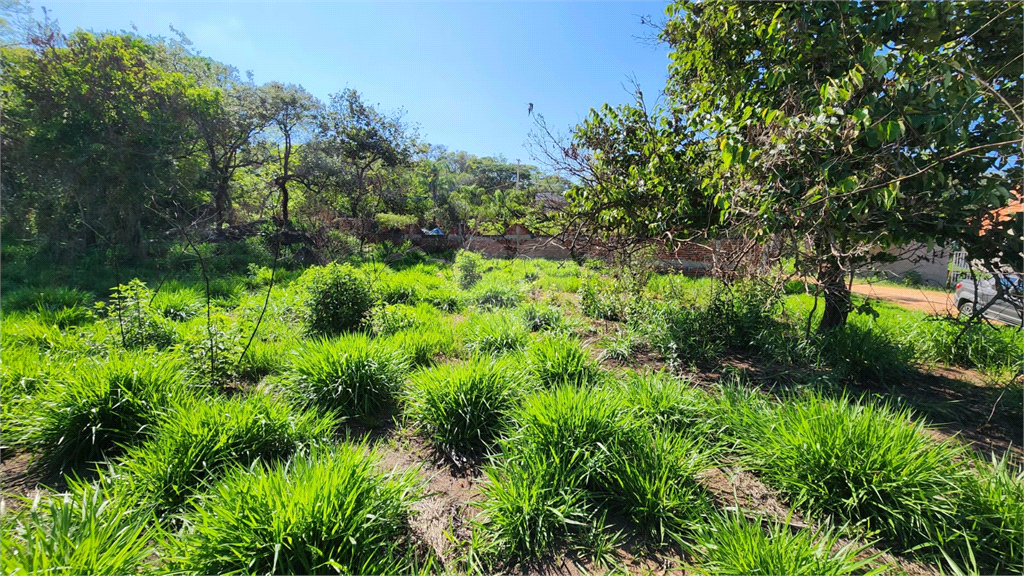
[850,282,956,315]
[0,449,68,512]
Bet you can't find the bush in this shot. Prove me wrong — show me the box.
[171,447,423,575]
[0,479,154,576]
[297,263,373,336]
[462,312,529,355]
[18,352,191,473]
[115,393,335,512]
[732,393,966,550]
[694,513,879,575]
[287,334,410,422]
[526,334,602,389]
[454,251,483,289]
[105,279,178,350]
[406,355,525,455]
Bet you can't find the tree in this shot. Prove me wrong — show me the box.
[1,27,209,258]
[558,1,1022,331]
[262,82,319,226]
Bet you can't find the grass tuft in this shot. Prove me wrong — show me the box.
[526,334,603,389]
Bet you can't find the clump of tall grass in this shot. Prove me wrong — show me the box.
[616,371,720,438]
[461,312,529,355]
[693,513,881,575]
[3,286,94,313]
[383,328,455,367]
[477,384,714,562]
[578,278,629,321]
[405,355,525,455]
[526,334,602,389]
[373,277,423,306]
[236,338,293,382]
[599,327,640,362]
[731,392,965,550]
[151,288,202,322]
[170,447,424,575]
[0,479,154,576]
[104,279,178,350]
[17,352,192,473]
[368,302,440,337]
[473,280,523,309]
[421,285,464,313]
[286,334,409,422]
[115,392,335,512]
[519,302,565,332]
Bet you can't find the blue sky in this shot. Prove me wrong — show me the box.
[34,1,672,164]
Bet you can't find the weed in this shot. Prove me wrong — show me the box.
[519,302,564,332]
[455,251,483,289]
[383,328,455,367]
[617,371,721,439]
[473,280,523,309]
[151,288,202,322]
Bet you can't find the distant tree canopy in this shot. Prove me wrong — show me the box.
[559,0,1022,330]
[0,12,568,263]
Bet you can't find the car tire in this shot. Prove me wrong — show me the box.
[958,301,974,319]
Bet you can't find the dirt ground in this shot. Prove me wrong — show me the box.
[850,282,956,315]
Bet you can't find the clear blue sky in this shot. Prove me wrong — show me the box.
[34,1,672,164]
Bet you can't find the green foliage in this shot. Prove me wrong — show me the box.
[115,392,335,512]
[382,328,454,367]
[368,302,439,337]
[287,334,409,422]
[405,355,525,455]
[151,288,202,322]
[454,251,483,289]
[946,452,1024,575]
[578,277,628,321]
[694,513,881,576]
[236,338,293,382]
[599,328,640,362]
[519,301,565,332]
[297,263,373,337]
[461,311,529,355]
[106,279,178,350]
[0,479,154,576]
[17,352,191,473]
[526,334,602,389]
[421,285,464,313]
[617,371,720,438]
[472,280,523,309]
[170,447,425,575]
[3,286,94,313]
[731,392,965,550]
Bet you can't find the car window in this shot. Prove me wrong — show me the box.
[998,276,1024,296]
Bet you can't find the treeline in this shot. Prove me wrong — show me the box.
[0,10,568,263]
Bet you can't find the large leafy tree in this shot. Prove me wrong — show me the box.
[261,82,319,226]
[1,28,210,258]
[563,1,1021,330]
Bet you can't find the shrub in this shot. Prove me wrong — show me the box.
[287,334,410,422]
[0,479,154,576]
[297,263,373,336]
[105,280,178,350]
[454,251,483,289]
[116,393,335,512]
[526,334,602,389]
[462,312,529,355]
[171,447,423,575]
[694,513,880,576]
[406,355,525,454]
[18,352,191,473]
[733,393,966,550]
[578,278,626,321]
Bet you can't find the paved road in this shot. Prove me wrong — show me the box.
[850,283,955,315]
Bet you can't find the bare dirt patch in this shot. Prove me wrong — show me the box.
[851,282,955,315]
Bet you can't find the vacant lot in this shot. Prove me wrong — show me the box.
[2,251,1021,575]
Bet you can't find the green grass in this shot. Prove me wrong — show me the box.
[693,512,882,575]
[472,280,524,309]
[405,355,525,455]
[461,311,529,355]
[616,371,721,439]
[0,479,155,576]
[15,352,193,474]
[169,446,426,575]
[286,334,410,422]
[519,301,565,332]
[730,391,966,551]
[115,392,335,512]
[526,333,603,389]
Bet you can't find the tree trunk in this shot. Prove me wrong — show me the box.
[817,260,850,332]
[214,175,231,230]
[279,179,289,225]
